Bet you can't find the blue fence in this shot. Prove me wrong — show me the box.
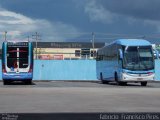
[155,59,160,80]
[33,60,97,80]
[0,60,160,80]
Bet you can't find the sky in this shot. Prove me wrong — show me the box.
[0,0,160,43]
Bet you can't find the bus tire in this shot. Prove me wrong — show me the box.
[141,82,147,86]
[100,73,108,84]
[25,80,32,85]
[3,80,10,85]
[114,72,118,82]
[119,82,127,86]
[100,72,103,80]
[115,73,127,86]
[102,80,108,84]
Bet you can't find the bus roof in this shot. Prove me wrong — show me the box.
[3,41,30,43]
[97,39,152,55]
[115,39,151,46]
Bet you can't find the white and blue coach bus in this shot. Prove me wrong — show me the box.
[2,41,33,85]
[96,39,157,86]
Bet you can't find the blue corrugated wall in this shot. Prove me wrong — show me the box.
[0,60,160,80]
[155,59,160,80]
[33,60,97,80]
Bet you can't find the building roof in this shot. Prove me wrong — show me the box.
[33,42,105,48]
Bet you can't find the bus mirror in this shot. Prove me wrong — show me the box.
[154,50,159,59]
[119,49,123,59]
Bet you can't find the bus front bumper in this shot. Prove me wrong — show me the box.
[2,73,33,80]
[121,73,155,82]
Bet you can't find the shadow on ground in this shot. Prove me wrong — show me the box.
[99,81,154,87]
[3,81,36,85]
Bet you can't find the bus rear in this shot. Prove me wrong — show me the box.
[2,42,33,85]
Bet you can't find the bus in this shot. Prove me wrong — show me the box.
[96,39,157,86]
[2,41,33,85]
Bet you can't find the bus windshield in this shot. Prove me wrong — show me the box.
[7,46,29,69]
[123,46,154,71]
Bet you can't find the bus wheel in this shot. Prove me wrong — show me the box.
[114,72,118,82]
[102,80,108,84]
[100,73,108,84]
[141,82,147,86]
[3,80,10,85]
[115,73,127,86]
[24,80,32,85]
[119,82,127,86]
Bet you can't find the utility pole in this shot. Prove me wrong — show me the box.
[32,32,40,59]
[92,32,95,58]
[4,31,7,42]
[27,36,30,42]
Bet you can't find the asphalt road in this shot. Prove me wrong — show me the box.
[0,81,160,113]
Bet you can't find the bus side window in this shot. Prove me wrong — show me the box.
[118,50,122,64]
[97,55,103,61]
[118,54,120,62]
[101,55,104,60]
[96,54,100,61]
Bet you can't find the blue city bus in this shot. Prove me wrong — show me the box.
[2,41,33,85]
[96,39,157,86]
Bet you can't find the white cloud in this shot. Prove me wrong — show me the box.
[84,0,115,24]
[0,7,80,43]
[0,9,33,24]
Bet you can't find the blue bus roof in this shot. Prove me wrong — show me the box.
[115,39,151,46]
[3,41,30,43]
